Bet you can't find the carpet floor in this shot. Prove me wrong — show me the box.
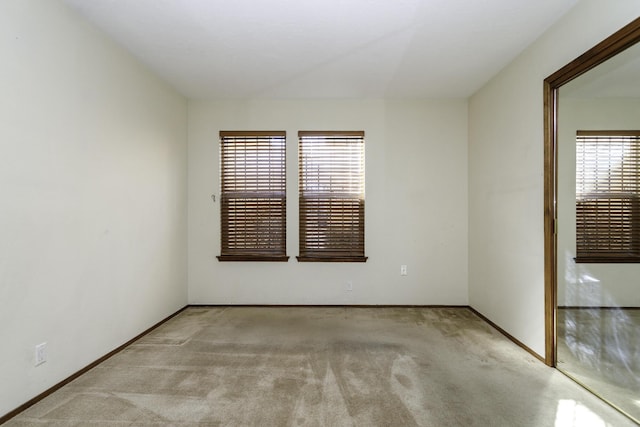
[4,306,637,426]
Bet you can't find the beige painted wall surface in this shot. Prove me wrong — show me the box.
[557,97,640,307]
[188,99,469,305]
[468,0,640,357]
[0,0,188,416]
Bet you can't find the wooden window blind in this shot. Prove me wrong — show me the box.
[217,131,288,262]
[576,131,640,263]
[298,131,367,262]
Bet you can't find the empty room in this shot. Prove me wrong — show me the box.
[1,0,639,425]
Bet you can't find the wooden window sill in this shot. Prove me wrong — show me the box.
[217,255,289,262]
[296,256,368,263]
[574,256,640,264]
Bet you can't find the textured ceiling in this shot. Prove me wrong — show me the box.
[62,0,578,99]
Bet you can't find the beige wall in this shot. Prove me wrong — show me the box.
[468,0,640,356]
[188,99,469,305]
[557,97,640,307]
[0,0,188,416]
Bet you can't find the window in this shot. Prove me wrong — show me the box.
[298,131,367,262]
[575,131,640,263]
[218,131,288,261]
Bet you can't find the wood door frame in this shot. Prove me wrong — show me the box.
[543,17,640,366]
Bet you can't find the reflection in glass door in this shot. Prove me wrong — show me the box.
[556,79,640,422]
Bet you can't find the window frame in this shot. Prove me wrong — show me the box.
[217,131,289,262]
[575,130,640,263]
[297,130,367,263]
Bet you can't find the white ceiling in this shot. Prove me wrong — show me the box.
[62,0,578,99]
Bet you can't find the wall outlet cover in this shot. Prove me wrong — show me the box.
[35,342,47,366]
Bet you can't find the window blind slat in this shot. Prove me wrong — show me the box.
[576,131,640,262]
[298,131,366,261]
[219,132,287,260]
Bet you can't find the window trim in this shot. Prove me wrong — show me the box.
[217,130,289,262]
[297,130,367,263]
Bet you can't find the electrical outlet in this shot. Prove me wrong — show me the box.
[400,265,407,276]
[346,281,353,291]
[35,342,47,366]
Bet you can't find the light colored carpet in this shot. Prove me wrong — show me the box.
[5,307,637,426]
